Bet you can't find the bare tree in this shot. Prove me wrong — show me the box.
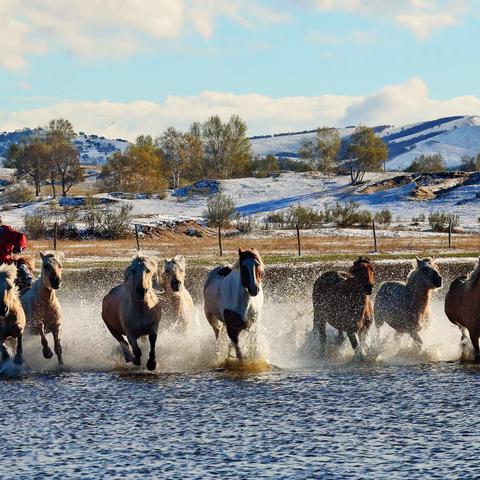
[203,193,238,256]
[15,140,51,196]
[157,127,188,189]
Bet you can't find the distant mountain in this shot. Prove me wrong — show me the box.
[250,115,480,170]
[0,128,130,165]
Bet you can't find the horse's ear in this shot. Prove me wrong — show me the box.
[39,251,45,259]
[238,248,244,256]
[164,258,168,264]
[416,257,422,266]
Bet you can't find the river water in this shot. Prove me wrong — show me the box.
[1,259,480,478]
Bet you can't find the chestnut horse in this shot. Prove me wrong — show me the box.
[0,264,26,366]
[375,257,442,348]
[445,258,480,360]
[102,256,162,371]
[312,256,374,357]
[204,248,264,360]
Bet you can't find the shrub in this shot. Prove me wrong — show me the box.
[96,203,133,238]
[23,211,49,239]
[286,205,323,229]
[406,154,446,173]
[428,211,461,232]
[203,194,238,228]
[235,216,259,233]
[326,202,373,229]
[412,213,426,223]
[2,184,34,204]
[266,211,287,227]
[459,154,480,172]
[374,209,392,226]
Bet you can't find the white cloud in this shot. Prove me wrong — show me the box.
[1,78,479,139]
[0,0,288,70]
[307,29,376,45]
[309,0,466,38]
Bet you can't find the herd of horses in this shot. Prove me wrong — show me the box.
[1,247,480,370]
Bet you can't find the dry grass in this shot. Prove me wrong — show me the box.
[24,231,480,268]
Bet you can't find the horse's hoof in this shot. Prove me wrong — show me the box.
[133,357,141,366]
[146,359,157,371]
[14,357,23,366]
[43,348,53,359]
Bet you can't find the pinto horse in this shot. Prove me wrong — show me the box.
[204,248,264,360]
[445,258,480,361]
[312,256,374,358]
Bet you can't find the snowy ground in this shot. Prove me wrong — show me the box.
[2,171,480,233]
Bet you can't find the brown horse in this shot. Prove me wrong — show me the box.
[102,256,162,370]
[0,264,26,365]
[375,257,442,349]
[21,252,64,365]
[312,256,374,358]
[445,258,480,361]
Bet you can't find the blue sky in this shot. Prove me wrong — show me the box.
[0,0,479,138]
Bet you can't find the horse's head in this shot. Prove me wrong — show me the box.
[163,255,186,292]
[124,256,157,301]
[40,251,63,290]
[416,257,442,288]
[351,256,375,295]
[238,248,264,297]
[0,264,17,317]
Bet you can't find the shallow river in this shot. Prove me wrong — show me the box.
[2,259,480,478]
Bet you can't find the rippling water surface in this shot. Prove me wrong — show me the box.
[2,263,480,478]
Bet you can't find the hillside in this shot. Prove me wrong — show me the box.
[250,115,480,170]
[0,128,129,165]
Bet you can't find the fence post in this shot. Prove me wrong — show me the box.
[296,224,301,256]
[218,227,223,257]
[448,219,452,249]
[372,220,378,253]
[134,224,140,252]
[53,222,57,251]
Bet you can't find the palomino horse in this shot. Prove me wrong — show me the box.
[0,264,26,365]
[312,256,374,358]
[159,255,195,331]
[102,256,162,371]
[445,258,480,360]
[21,252,64,365]
[375,257,442,348]
[204,248,264,360]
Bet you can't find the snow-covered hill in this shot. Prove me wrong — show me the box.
[0,128,130,165]
[250,115,480,170]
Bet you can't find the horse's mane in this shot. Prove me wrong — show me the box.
[232,248,264,272]
[466,258,480,285]
[124,256,158,282]
[16,256,35,273]
[0,263,17,281]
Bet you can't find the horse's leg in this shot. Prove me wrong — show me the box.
[14,334,23,365]
[127,334,142,366]
[106,324,133,363]
[313,299,327,357]
[347,332,359,352]
[469,332,480,362]
[52,327,64,366]
[409,330,423,350]
[224,310,245,360]
[146,332,158,371]
[40,325,53,359]
[335,329,345,345]
[1,342,10,362]
[205,311,222,340]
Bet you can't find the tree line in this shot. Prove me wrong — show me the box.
[5,119,83,197]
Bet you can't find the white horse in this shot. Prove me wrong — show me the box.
[102,256,162,371]
[21,252,64,365]
[160,255,195,331]
[204,248,265,360]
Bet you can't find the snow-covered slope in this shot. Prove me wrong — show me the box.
[0,128,130,165]
[250,115,480,170]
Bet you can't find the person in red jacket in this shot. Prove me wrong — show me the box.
[0,217,33,291]
[0,217,27,264]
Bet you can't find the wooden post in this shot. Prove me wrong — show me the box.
[218,227,223,257]
[296,224,301,256]
[53,222,57,251]
[134,224,140,252]
[448,219,452,249]
[372,220,378,253]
